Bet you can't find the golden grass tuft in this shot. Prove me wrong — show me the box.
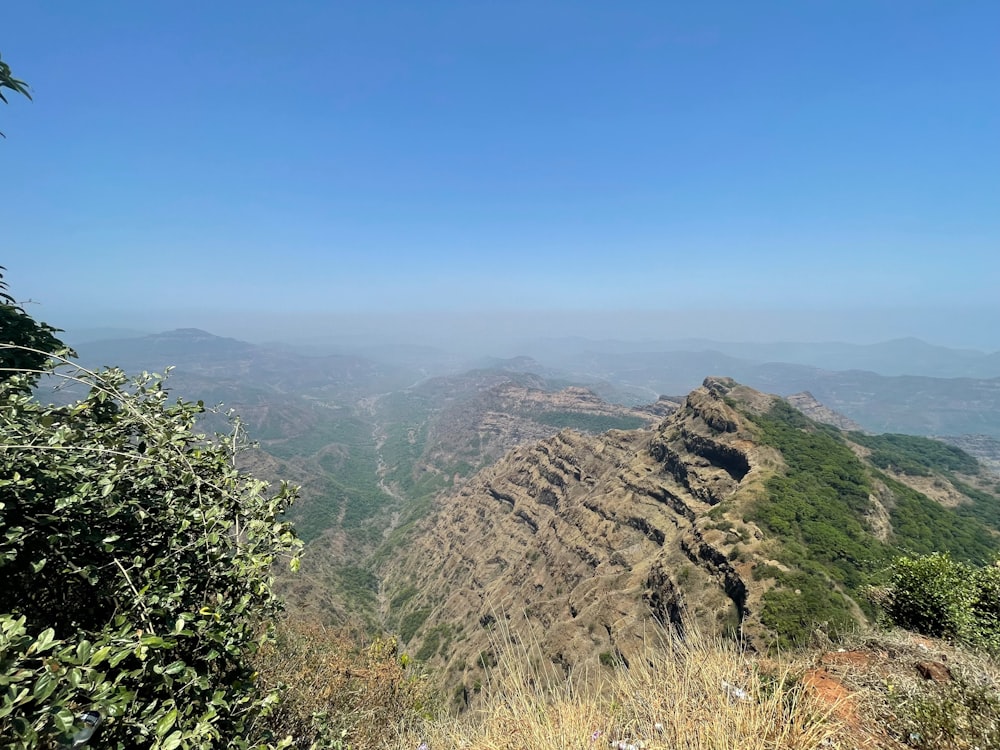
[398,623,842,750]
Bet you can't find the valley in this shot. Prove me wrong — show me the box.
[66,329,1000,676]
[15,329,1000,744]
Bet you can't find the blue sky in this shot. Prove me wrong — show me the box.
[2,1,998,346]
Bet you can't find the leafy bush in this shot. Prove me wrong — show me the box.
[0,268,68,382]
[760,573,857,649]
[888,671,1000,750]
[881,553,976,640]
[747,401,1000,647]
[532,411,647,433]
[878,553,1000,652]
[949,477,1000,531]
[970,564,1000,652]
[746,402,888,644]
[399,608,432,643]
[415,624,451,661]
[749,402,884,594]
[883,474,999,562]
[1,277,301,747]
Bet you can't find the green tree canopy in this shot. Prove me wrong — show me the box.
[0,51,31,137]
[1,267,70,388]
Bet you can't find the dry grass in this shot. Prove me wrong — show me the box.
[254,617,1000,749]
[253,616,435,748]
[257,617,1000,750]
[397,623,842,750]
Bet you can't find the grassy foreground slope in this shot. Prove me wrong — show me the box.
[257,613,1000,750]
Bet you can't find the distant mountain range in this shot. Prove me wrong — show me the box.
[74,328,415,397]
[65,327,1000,446]
[515,348,1000,438]
[519,336,1000,379]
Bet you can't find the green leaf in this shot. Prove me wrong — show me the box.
[52,707,75,733]
[162,660,186,675]
[108,648,132,667]
[76,640,92,662]
[88,645,112,665]
[156,707,178,737]
[33,673,56,702]
[33,628,55,653]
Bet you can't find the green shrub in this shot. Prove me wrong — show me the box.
[532,411,647,433]
[849,432,979,476]
[398,608,431,643]
[882,553,976,640]
[878,553,1000,651]
[0,365,300,747]
[747,402,887,645]
[888,673,1000,750]
[970,563,1000,652]
[1,274,302,747]
[747,401,1000,648]
[760,573,856,649]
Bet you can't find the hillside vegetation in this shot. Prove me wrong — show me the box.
[745,401,1000,646]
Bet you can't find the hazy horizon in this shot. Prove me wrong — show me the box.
[45,305,1000,355]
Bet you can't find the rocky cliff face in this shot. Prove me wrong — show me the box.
[380,378,783,693]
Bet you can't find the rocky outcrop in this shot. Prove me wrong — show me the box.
[371,375,1000,705]
[414,379,670,487]
[787,391,864,432]
[648,381,754,507]
[643,562,685,632]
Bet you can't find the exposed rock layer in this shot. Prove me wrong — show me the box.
[381,378,774,690]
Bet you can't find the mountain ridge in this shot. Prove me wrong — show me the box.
[376,377,1000,700]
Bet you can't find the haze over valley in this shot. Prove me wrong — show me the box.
[54,327,1000,635]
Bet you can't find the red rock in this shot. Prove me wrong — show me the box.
[915,661,951,682]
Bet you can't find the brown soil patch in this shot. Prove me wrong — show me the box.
[915,660,952,682]
[803,667,857,725]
